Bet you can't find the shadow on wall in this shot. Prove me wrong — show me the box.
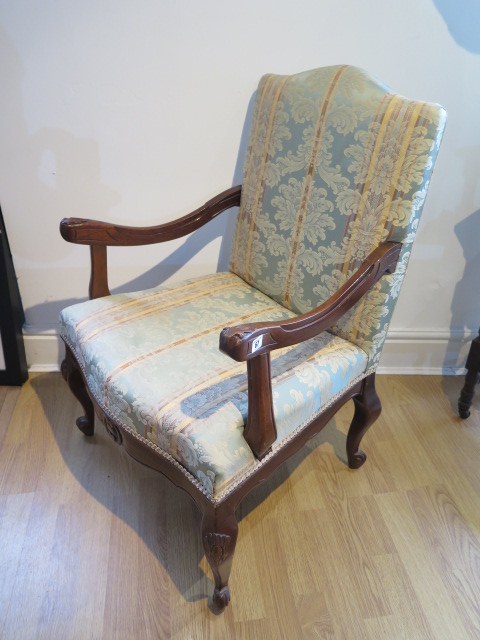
[442,145,480,379]
[111,91,256,297]
[452,210,480,328]
[448,208,480,356]
[433,0,480,53]
[0,25,254,327]
[442,205,479,411]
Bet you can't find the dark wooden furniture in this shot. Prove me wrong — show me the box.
[458,328,480,418]
[58,66,446,611]
[0,206,28,386]
[60,197,398,609]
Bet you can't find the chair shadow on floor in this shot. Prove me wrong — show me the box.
[30,372,351,608]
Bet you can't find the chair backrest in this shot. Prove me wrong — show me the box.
[229,65,446,367]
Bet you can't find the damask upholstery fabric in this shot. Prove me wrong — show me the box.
[59,66,447,503]
[230,65,447,366]
[60,272,368,500]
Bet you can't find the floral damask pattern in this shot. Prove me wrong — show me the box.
[60,66,446,502]
[230,65,447,366]
[60,273,368,499]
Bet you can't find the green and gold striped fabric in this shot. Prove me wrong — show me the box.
[60,66,446,501]
[60,273,368,500]
[230,65,447,366]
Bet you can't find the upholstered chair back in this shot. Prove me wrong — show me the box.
[229,66,447,367]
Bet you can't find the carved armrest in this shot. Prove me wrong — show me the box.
[219,241,401,460]
[59,185,242,299]
[220,241,401,361]
[60,185,242,246]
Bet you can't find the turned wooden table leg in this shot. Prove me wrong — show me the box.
[458,329,480,419]
[346,372,382,469]
[61,345,95,435]
[201,503,238,611]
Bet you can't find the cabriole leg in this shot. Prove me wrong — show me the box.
[346,373,381,469]
[458,369,480,419]
[458,330,480,419]
[201,503,238,611]
[61,345,95,436]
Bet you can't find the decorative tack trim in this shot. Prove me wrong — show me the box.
[61,336,214,502]
[215,365,376,502]
[61,335,375,505]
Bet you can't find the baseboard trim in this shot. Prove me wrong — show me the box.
[24,332,64,373]
[377,329,472,375]
[23,329,474,376]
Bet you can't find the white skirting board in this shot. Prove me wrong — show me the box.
[376,329,471,375]
[24,332,64,373]
[23,329,474,376]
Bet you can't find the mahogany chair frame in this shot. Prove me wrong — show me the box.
[60,185,400,611]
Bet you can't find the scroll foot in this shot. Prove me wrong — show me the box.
[348,449,367,469]
[347,373,381,469]
[201,505,238,611]
[212,586,231,611]
[61,346,95,436]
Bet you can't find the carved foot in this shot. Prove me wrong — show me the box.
[201,506,238,611]
[348,449,367,469]
[76,416,94,436]
[212,586,230,611]
[347,373,381,469]
[61,346,95,436]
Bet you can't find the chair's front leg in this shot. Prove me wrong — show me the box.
[346,372,381,469]
[201,502,239,611]
[61,345,95,436]
[244,353,277,459]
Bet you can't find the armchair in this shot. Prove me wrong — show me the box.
[59,66,446,611]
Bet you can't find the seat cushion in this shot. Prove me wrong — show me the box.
[60,272,369,501]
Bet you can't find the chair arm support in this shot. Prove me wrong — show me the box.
[220,241,401,362]
[221,241,401,460]
[60,185,242,246]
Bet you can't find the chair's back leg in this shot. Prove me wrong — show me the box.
[346,372,381,469]
[458,329,480,419]
[201,501,239,611]
[61,345,95,436]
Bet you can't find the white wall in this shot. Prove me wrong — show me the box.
[0,0,479,373]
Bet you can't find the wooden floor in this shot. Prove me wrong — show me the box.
[0,374,479,639]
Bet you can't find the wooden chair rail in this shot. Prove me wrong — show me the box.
[219,241,401,362]
[59,185,242,246]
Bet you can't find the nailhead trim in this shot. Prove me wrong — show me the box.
[62,335,374,505]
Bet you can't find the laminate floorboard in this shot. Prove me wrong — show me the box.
[0,373,478,639]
